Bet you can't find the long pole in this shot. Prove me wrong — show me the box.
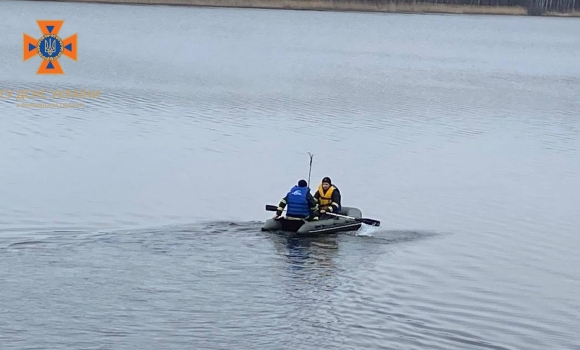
[307,152,314,189]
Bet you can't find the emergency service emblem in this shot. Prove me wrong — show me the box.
[23,20,77,74]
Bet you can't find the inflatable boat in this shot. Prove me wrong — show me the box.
[261,206,368,235]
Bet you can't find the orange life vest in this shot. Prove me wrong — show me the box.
[317,184,335,209]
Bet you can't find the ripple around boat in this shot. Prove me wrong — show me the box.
[261,207,366,234]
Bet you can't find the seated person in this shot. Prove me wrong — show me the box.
[314,177,341,218]
[274,179,318,221]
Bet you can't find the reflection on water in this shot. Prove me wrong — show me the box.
[273,233,338,272]
[1,1,580,350]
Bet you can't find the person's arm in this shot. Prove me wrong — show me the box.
[308,193,319,220]
[275,195,287,217]
[312,190,320,212]
[309,193,318,212]
[327,188,341,213]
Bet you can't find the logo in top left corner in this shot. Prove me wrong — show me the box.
[23,20,77,75]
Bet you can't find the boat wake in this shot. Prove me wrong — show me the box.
[0,220,439,253]
[355,223,379,236]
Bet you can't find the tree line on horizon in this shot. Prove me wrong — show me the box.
[338,0,579,14]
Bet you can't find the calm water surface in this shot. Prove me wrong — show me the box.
[1,1,580,349]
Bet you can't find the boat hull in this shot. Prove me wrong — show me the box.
[261,207,363,235]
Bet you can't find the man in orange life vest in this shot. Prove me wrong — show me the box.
[314,177,342,218]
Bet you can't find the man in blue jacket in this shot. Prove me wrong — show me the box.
[274,179,318,221]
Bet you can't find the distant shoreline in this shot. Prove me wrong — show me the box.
[35,0,580,17]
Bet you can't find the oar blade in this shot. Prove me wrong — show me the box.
[360,218,380,226]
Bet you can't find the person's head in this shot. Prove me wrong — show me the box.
[298,179,308,188]
[321,177,331,190]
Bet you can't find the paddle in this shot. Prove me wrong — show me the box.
[265,205,380,226]
[264,205,308,223]
[265,204,281,212]
[324,212,381,227]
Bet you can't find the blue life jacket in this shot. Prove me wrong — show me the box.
[286,185,310,218]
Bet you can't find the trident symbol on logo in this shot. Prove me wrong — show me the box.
[44,38,56,56]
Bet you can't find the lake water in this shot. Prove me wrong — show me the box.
[1,1,580,349]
